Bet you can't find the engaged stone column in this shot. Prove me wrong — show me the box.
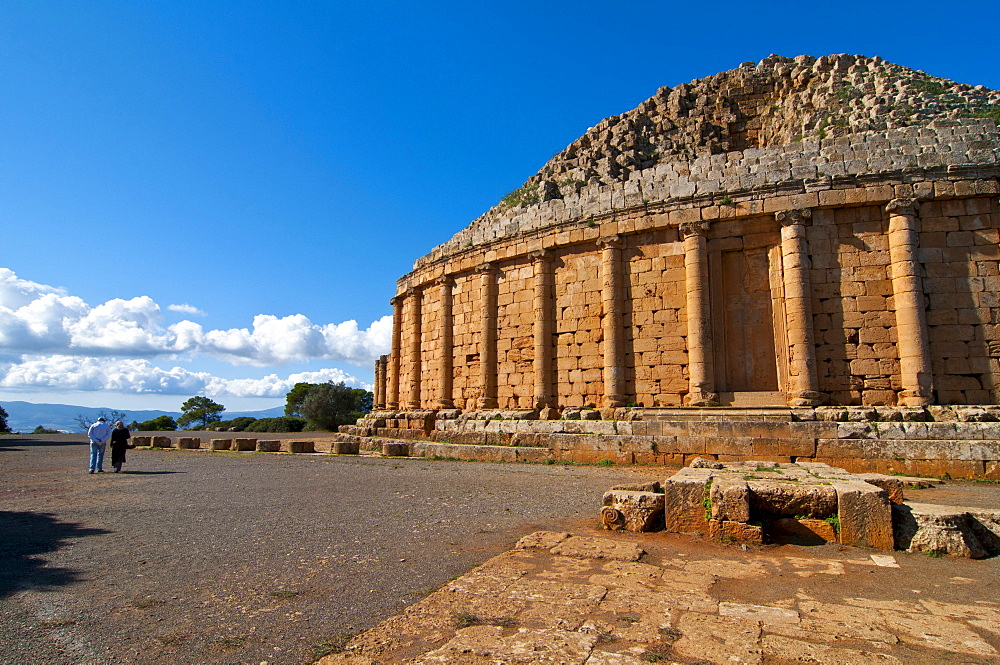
[598,235,628,408]
[476,263,499,409]
[373,357,383,409]
[531,249,555,410]
[387,296,403,409]
[681,221,718,406]
[776,208,825,407]
[405,287,423,410]
[376,355,389,409]
[436,276,455,409]
[886,198,934,406]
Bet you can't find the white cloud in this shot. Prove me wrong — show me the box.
[0,268,390,367]
[168,303,205,316]
[0,355,368,398]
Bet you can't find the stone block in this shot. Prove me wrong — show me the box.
[131,436,152,447]
[256,439,281,452]
[708,519,763,545]
[150,436,171,448]
[176,437,201,449]
[601,490,665,532]
[331,440,360,455]
[233,438,256,451]
[286,440,315,453]
[747,481,838,518]
[710,476,751,522]
[383,442,410,457]
[209,439,231,451]
[662,468,712,534]
[834,480,893,550]
[893,502,989,558]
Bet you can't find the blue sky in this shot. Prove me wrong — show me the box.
[2,0,998,413]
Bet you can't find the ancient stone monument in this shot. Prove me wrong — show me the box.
[353,54,1000,477]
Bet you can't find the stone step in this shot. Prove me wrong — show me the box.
[637,406,794,422]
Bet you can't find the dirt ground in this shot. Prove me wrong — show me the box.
[2,434,998,664]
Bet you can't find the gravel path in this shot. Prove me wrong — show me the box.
[0,435,658,665]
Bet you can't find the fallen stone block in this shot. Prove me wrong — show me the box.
[256,439,281,452]
[209,439,231,450]
[176,437,201,449]
[383,442,409,457]
[285,440,315,453]
[331,440,359,455]
[131,436,152,447]
[835,481,893,550]
[601,490,664,532]
[233,438,256,451]
[894,503,990,558]
[150,436,171,448]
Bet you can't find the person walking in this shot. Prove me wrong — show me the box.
[109,420,134,473]
[87,416,112,473]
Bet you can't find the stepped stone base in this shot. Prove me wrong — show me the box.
[343,405,1000,478]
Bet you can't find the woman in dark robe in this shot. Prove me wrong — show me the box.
[110,421,134,473]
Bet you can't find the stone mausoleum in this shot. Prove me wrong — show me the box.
[349,54,1000,477]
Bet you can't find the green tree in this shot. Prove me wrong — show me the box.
[0,405,12,433]
[284,382,316,417]
[32,425,60,434]
[135,415,178,431]
[209,416,256,431]
[177,396,225,430]
[299,382,372,431]
[246,416,305,433]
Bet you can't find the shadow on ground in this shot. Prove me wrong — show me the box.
[0,437,86,450]
[0,511,110,598]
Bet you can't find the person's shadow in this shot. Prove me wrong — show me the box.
[0,511,109,598]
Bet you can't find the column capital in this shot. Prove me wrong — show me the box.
[597,234,623,249]
[404,286,421,298]
[679,220,710,238]
[434,275,454,287]
[886,198,920,216]
[775,208,812,227]
[390,295,404,307]
[475,262,499,275]
[529,248,554,263]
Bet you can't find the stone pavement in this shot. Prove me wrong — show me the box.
[318,527,1000,664]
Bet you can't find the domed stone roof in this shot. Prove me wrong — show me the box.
[412,54,999,271]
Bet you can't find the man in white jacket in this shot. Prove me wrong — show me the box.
[87,417,112,473]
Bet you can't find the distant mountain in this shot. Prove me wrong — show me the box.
[0,400,285,433]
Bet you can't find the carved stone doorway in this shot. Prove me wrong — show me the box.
[709,233,786,405]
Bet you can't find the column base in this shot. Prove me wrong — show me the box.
[787,390,827,407]
[405,401,422,410]
[603,394,630,408]
[477,397,499,409]
[898,389,933,407]
[532,395,556,410]
[436,399,455,409]
[685,391,719,407]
